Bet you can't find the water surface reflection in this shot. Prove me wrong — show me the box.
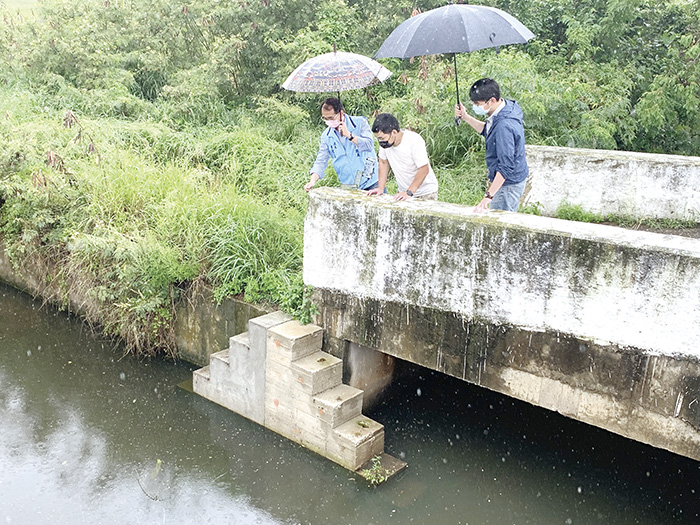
[1,282,698,524]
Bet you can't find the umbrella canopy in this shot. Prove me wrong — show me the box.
[375,4,535,59]
[375,3,534,121]
[281,51,392,94]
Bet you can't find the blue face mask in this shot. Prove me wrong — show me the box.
[472,103,489,116]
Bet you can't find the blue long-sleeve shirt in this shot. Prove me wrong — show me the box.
[310,115,379,189]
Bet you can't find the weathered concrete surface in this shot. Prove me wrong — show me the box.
[173,287,268,366]
[193,311,292,425]
[523,145,700,222]
[304,188,700,461]
[194,314,404,476]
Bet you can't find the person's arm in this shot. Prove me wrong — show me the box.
[340,117,374,152]
[305,172,321,192]
[367,157,389,196]
[494,125,517,182]
[306,138,330,191]
[474,172,506,212]
[395,164,429,201]
[455,103,485,134]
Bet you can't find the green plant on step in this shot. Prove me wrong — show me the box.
[361,455,388,486]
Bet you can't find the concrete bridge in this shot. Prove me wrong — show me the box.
[304,187,700,463]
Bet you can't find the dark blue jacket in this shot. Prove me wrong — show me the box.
[480,100,529,185]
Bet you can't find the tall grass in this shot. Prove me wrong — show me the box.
[0,83,318,354]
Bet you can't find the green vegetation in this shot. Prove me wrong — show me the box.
[555,202,698,230]
[555,202,606,224]
[1,0,699,355]
[360,455,389,486]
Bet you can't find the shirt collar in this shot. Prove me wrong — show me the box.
[487,99,505,122]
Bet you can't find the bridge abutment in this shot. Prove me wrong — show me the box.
[305,188,700,462]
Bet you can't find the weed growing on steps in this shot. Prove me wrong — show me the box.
[361,455,389,486]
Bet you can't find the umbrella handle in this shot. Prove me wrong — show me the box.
[453,54,461,126]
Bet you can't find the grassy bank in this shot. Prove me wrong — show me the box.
[0,87,316,354]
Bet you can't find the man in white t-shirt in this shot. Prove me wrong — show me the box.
[367,113,439,201]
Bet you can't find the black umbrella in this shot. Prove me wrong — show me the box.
[375,3,535,117]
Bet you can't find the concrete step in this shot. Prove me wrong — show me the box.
[209,350,229,378]
[229,331,249,356]
[312,384,363,428]
[191,311,398,477]
[267,321,323,364]
[329,415,385,471]
[192,364,242,416]
[193,365,210,382]
[249,311,293,357]
[192,365,211,397]
[291,351,342,395]
[228,331,250,372]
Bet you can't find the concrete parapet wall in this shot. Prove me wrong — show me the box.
[523,145,700,222]
[304,188,700,461]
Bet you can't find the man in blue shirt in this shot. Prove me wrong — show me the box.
[455,78,529,212]
[304,97,379,192]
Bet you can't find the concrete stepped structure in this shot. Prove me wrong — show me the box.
[193,311,404,477]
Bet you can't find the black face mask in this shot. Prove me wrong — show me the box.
[378,140,393,149]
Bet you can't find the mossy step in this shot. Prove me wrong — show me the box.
[356,453,408,485]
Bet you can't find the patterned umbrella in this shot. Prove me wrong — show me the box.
[281,51,392,94]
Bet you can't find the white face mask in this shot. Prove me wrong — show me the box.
[472,103,489,116]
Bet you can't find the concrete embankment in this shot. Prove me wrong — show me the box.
[524,145,700,222]
[304,188,700,462]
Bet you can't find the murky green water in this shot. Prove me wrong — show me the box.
[1,281,699,524]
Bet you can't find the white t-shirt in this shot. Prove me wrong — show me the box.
[378,129,438,196]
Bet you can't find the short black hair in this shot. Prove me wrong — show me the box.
[372,113,400,134]
[320,97,343,113]
[469,78,500,103]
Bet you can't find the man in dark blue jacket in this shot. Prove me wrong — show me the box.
[455,78,529,212]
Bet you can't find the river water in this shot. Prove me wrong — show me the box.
[1,282,699,524]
